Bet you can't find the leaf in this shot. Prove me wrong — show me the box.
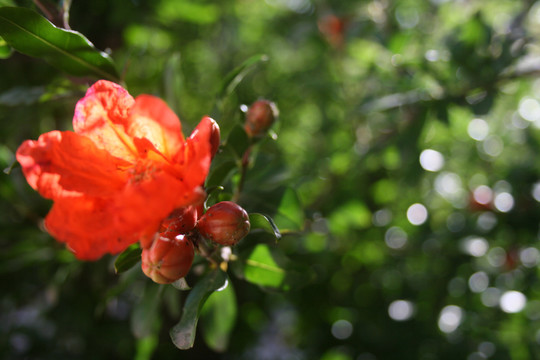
[272,187,305,232]
[200,277,237,352]
[205,159,236,188]
[249,213,282,240]
[225,124,250,159]
[114,245,142,274]
[134,335,158,360]
[0,7,119,81]
[0,35,11,58]
[163,52,182,114]
[219,54,268,99]
[131,282,162,339]
[243,244,286,288]
[169,269,227,350]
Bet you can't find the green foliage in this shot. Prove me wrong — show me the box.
[3,0,540,359]
[0,6,119,81]
[169,270,227,350]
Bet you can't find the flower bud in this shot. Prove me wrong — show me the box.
[141,231,195,284]
[159,206,198,234]
[244,100,278,137]
[196,201,250,246]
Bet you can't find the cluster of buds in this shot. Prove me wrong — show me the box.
[141,201,251,284]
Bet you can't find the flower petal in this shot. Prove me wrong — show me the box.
[173,116,214,189]
[16,130,130,199]
[128,95,184,159]
[45,168,205,260]
[73,80,137,161]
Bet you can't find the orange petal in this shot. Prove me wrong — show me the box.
[72,80,138,161]
[16,130,130,199]
[45,168,205,260]
[128,95,184,159]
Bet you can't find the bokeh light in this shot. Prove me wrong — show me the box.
[388,300,415,321]
[331,320,354,340]
[468,118,489,141]
[438,305,463,333]
[406,203,428,225]
[500,291,527,313]
[461,237,489,257]
[419,149,444,172]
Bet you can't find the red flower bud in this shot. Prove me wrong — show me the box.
[141,231,195,284]
[196,201,250,246]
[205,116,221,158]
[159,206,198,234]
[244,100,278,137]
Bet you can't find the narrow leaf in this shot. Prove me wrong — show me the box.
[169,270,227,350]
[200,276,237,352]
[219,54,268,98]
[249,213,282,240]
[114,245,142,274]
[0,7,119,81]
[243,244,285,288]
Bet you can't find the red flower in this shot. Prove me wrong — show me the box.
[16,80,216,260]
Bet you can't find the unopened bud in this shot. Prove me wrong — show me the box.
[141,231,195,284]
[244,100,278,137]
[159,206,198,233]
[196,201,250,246]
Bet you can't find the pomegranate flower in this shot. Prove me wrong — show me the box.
[16,80,217,260]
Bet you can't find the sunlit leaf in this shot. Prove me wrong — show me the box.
[219,54,268,99]
[0,35,11,58]
[200,277,237,352]
[243,244,285,288]
[169,269,227,350]
[114,244,142,274]
[249,213,281,240]
[157,0,219,25]
[272,187,304,231]
[134,335,158,360]
[0,7,119,80]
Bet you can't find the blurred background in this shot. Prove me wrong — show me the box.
[3,0,540,359]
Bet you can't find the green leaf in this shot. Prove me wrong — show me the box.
[134,335,158,360]
[114,245,142,274]
[200,277,237,352]
[0,35,11,58]
[205,160,236,188]
[272,187,305,232]
[163,52,182,114]
[225,125,250,159]
[249,213,282,240]
[169,270,227,350]
[219,54,268,99]
[131,282,162,339]
[243,244,285,288]
[0,7,119,81]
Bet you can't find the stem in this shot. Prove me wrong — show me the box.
[233,145,252,202]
